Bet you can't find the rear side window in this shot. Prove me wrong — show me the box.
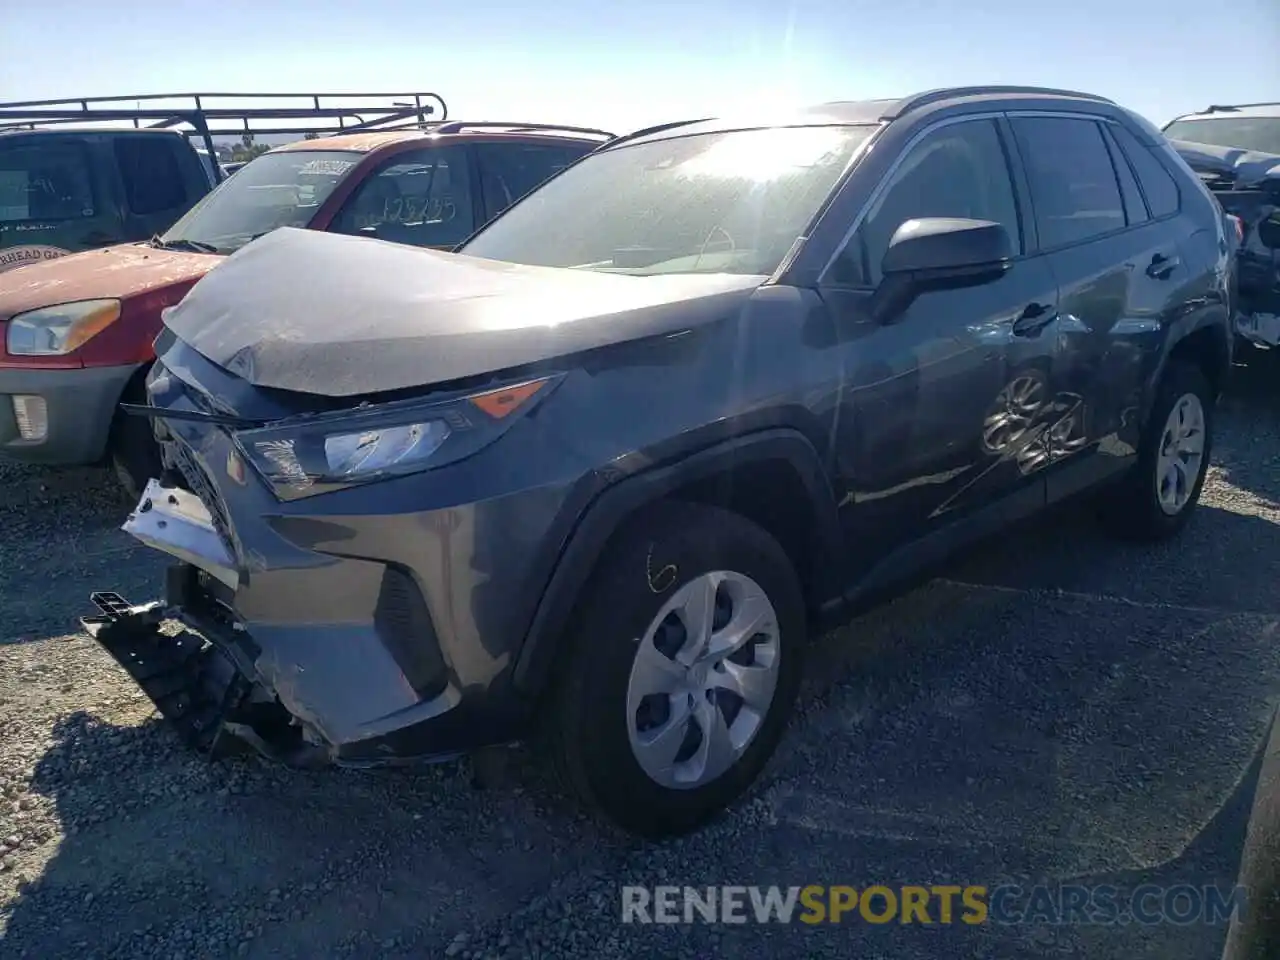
[0,140,96,222]
[831,118,1021,287]
[331,145,475,248]
[474,142,592,215]
[1012,117,1126,249]
[114,137,188,215]
[1110,124,1180,219]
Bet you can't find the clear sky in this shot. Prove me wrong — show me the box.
[2,0,1277,133]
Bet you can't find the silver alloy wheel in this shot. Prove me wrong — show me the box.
[625,570,781,790]
[1155,392,1206,516]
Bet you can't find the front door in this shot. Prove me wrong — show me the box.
[472,140,596,225]
[326,144,479,251]
[817,115,1060,578]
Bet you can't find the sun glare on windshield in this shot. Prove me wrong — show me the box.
[676,127,859,183]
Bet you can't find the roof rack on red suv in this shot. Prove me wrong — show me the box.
[0,91,449,171]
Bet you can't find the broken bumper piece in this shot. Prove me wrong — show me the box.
[123,478,237,590]
[80,589,332,768]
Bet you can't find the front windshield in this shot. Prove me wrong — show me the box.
[460,124,875,276]
[1163,117,1280,156]
[160,150,359,254]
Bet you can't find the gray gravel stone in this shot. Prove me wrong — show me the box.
[2,355,1280,959]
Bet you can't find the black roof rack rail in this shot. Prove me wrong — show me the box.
[600,117,715,150]
[881,85,1115,120]
[1203,101,1280,114]
[0,92,447,182]
[431,120,614,139]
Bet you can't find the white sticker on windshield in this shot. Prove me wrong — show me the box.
[297,158,356,177]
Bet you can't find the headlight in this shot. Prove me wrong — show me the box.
[234,375,557,500]
[5,299,122,356]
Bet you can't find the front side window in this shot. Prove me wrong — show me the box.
[474,141,593,217]
[0,140,96,223]
[1163,117,1280,156]
[115,137,187,215]
[1012,116,1126,249]
[460,125,874,276]
[829,118,1021,287]
[330,145,475,248]
[160,150,358,254]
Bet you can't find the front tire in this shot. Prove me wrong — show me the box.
[548,501,805,838]
[1098,359,1213,541]
[108,377,162,502]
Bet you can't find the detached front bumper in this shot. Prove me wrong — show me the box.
[80,585,331,766]
[84,478,487,767]
[80,542,337,768]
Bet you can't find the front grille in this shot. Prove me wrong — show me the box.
[165,439,239,558]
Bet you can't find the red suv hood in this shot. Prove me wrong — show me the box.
[0,243,221,321]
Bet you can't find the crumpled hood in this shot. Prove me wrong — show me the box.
[162,226,765,397]
[0,242,219,321]
[1169,139,1280,188]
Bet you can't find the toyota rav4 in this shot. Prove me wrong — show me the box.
[83,86,1233,838]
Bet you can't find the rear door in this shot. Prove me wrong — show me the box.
[472,140,595,225]
[112,134,204,242]
[1008,113,1189,501]
[0,134,115,271]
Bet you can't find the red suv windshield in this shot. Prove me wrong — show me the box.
[160,150,360,254]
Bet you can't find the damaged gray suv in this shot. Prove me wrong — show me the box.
[83,86,1233,838]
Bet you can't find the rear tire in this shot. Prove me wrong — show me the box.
[1097,359,1213,541]
[546,501,805,838]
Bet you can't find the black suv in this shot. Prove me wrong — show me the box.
[85,86,1233,839]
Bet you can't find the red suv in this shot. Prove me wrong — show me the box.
[0,120,612,493]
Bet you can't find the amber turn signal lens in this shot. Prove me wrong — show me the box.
[467,379,548,419]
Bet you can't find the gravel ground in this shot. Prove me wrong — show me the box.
[2,352,1280,959]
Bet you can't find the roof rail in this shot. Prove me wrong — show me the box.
[1203,101,1280,114]
[882,85,1115,120]
[432,120,614,139]
[0,92,447,181]
[600,117,716,150]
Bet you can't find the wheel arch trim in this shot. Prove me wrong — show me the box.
[510,428,844,696]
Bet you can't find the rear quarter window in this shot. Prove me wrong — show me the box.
[1100,125,1149,226]
[1110,124,1180,219]
[0,140,96,222]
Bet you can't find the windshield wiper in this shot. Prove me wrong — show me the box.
[148,235,220,255]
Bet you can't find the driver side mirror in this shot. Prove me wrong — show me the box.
[871,217,1014,323]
